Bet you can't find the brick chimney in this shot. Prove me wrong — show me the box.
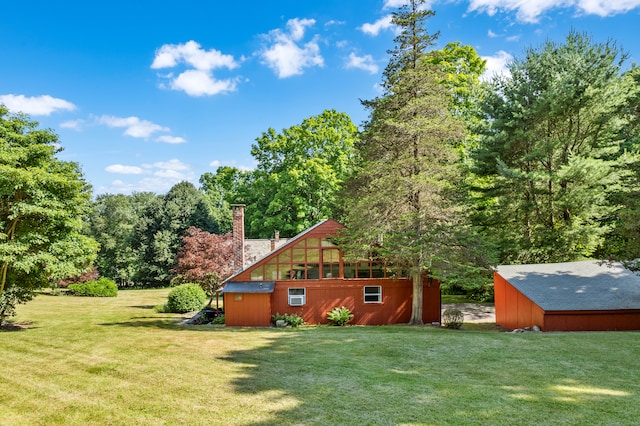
[270,230,280,251]
[231,204,245,270]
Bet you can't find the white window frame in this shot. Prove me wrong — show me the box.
[363,285,382,303]
[288,287,306,306]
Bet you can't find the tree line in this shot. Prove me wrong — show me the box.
[2,0,639,323]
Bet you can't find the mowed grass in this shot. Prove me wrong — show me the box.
[2,289,640,425]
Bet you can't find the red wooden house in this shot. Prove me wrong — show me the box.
[221,205,441,327]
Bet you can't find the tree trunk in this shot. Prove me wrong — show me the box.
[408,270,424,325]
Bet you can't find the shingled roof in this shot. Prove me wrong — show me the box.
[496,260,640,311]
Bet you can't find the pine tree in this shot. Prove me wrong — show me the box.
[343,0,468,324]
[473,31,631,263]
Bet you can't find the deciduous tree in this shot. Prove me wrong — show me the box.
[0,107,98,324]
[247,109,358,238]
[172,227,233,299]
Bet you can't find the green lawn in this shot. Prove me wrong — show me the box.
[2,289,639,425]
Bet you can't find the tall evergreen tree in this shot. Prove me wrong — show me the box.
[342,0,470,324]
[473,31,631,264]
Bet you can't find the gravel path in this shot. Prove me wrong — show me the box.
[442,303,495,323]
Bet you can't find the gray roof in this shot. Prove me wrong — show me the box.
[221,281,275,294]
[496,261,640,311]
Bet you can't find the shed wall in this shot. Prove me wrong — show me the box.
[224,293,272,327]
[544,310,640,332]
[494,272,544,330]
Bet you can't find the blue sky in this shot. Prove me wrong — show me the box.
[2,0,639,195]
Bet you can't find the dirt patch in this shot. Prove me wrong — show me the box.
[442,303,495,323]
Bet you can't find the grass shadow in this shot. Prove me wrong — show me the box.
[218,326,637,425]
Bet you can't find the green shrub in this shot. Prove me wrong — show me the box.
[326,306,354,326]
[271,312,305,327]
[165,283,207,313]
[212,314,225,325]
[467,283,494,302]
[442,308,464,329]
[67,278,118,297]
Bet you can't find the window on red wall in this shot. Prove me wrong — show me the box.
[364,286,382,303]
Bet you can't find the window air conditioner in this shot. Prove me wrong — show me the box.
[289,295,305,306]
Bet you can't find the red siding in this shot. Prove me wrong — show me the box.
[544,310,640,332]
[224,293,271,327]
[270,278,440,325]
[494,272,543,330]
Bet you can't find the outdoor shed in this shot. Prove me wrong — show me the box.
[495,261,640,331]
[221,207,441,327]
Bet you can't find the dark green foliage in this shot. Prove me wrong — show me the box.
[442,308,464,329]
[247,109,358,238]
[133,182,218,286]
[272,312,305,327]
[87,182,220,288]
[0,285,34,326]
[467,282,494,302]
[0,107,99,319]
[341,0,486,324]
[67,278,118,297]
[472,31,632,264]
[212,314,225,325]
[326,306,354,326]
[165,283,206,313]
[87,192,157,286]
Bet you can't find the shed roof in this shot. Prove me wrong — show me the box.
[496,261,640,311]
[222,282,275,294]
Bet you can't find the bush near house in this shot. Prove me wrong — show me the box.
[442,308,464,329]
[326,306,354,326]
[165,283,206,313]
[67,278,118,297]
[272,313,305,327]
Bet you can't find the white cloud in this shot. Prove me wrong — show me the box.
[169,69,238,97]
[0,94,76,116]
[151,40,237,71]
[60,119,86,130]
[209,159,255,171]
[156,135,186,144]
[359,15,394,36]
[467,0,640,23]
[383,0,434,9]
[577,0,640,16]
[97,115,169,139]
[151,40,239,96]
[383,0,407,8]
[346,53,379,74]
[488,29,498,38]
[101,159,196,194]
[481,50,513,81]
[105,164,144,174]
[145,159,191,171]
[260,18,324,78]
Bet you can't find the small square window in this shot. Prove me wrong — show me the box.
[364,286,382,303]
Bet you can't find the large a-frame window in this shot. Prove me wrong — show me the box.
[250,238,339,281]
[249,237,403,281]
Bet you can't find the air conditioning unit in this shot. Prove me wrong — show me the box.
[289,295,305,306]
